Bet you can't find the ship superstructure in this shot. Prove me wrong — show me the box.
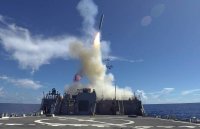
[40,88,144,116]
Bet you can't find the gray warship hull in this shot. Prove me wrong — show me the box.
[40,88,144,116]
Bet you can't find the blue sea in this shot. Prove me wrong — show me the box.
[144,103,200,121]
[0,103,40,114]
[0,103,199,121]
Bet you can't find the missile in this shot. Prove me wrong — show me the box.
[99,14,104,30]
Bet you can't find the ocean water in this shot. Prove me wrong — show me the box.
[144,103,200,121]
[0,103,199,120]
[0,103,40,114]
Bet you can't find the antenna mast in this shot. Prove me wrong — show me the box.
[115,83,116,100]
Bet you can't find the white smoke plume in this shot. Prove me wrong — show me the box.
[63,0,134,99]
[67,32,133,99]
[0,17,80,72]
[77,0,98,37]
[0,0,134,99]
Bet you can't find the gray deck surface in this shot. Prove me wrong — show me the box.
[0,115,200,129]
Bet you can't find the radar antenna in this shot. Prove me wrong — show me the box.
[104,58,113,70]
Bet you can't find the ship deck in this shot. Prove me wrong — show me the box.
[0,115,200,129]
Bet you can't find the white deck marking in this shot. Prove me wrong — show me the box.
[34,117,135,127]
[157,126,175,128]
[158,118,200,126]
[91,124,107,127]
[134,126,153,129]
[0,117,9,119]
[5,123,24,125]
[178,126,196,128]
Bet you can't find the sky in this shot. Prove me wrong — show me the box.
[0,0,200,104]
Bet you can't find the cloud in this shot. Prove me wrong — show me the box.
[181,89,200,96]
[0,18,80,72]
[136,88,175,104]
[0,75,42,89]
[106,56,144,63]
[161,88,175,94]
[136,90,148,100]
[148,87,175,99]
[0,87,4,97]
[136,88,200,104]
